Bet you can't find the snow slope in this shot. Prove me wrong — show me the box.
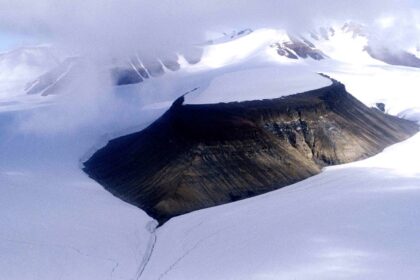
[313,26,382,65]
[0,108,160,280]
[322,63,420,117]
[197,29,288,68]
[0,65,170,279]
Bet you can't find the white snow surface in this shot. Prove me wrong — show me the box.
[198,29,285,68]
[1,26,420,280]
[314,27,382,65]
[0,110,159,280]
[185,66,331,104]
[323,63,420,118]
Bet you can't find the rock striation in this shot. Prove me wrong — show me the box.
[84,78,418,224]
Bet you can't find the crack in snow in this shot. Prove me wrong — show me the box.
[157,229,225,280]
[136,220,158,280]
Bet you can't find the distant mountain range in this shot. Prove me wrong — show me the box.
[2,22,419,98]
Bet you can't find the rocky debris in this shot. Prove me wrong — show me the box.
[84,78,418,225]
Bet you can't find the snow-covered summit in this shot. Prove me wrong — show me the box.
[184,66,331,104]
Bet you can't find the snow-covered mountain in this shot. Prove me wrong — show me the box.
[1,20,420,280]
[84,77,417,225]
[18,22,420,100]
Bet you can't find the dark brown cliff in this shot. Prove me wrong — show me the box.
[83,79,418,224]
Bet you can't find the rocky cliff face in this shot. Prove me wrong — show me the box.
[83,79,418,224]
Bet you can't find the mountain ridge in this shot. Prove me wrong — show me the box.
[83,77,418,224]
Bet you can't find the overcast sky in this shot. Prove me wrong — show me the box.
[1,0,418,57]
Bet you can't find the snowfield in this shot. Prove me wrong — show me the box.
[184,66,331,104]
[0,26,420,280]
[323,63,420,118]
[0,110,157,280]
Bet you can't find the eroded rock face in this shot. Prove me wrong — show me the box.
[83,80,418,224]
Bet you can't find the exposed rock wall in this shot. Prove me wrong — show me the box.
[84,79,418,224]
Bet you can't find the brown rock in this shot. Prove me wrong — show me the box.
[83,79,418,225]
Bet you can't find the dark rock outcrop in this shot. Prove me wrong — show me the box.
[272,37,326,60]
[83,79,418,224]
[111,67,144,86]
[376,102,386,113]
[111,56,182,86]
